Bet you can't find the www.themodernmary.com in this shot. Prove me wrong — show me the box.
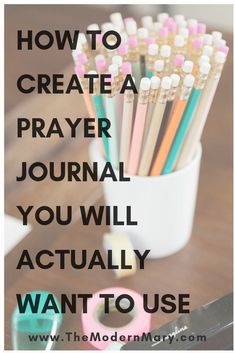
[28,331,207,346]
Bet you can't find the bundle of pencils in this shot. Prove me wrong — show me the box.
[72,12,229,176]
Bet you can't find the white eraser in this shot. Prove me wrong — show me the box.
[112,55,123,67]
[187,18,198,27]
[183,60,194,73]
[179,27,189,38]
[184,74,195,88]
[160,44,171,58]
[108,64,119,76]
[101,22,114,32]
[153,22,162,32]
[174,14,185,23]
[215,51,226,64]
[141,16,153,29]
[140,77,151,90]
[203,34,213,46]
[87,23,99,31]
[199,55,210,66]
[178,19,187,28]
[95,54,105,63]
[170,73,180,88]
[212,31,222,41]
[202,45,213,57]
[137,27,148,39]
[148,43,159,56]
[110,12,123,25]
[126,19,137,35]
[150,76,161,89]
[199,62,211,75]
[78,33,87,45]
[121,32,128,44]
[154,59,164,72]
[161,76,172,90]
[157,13,169,23]
[214,38,226,48]
[174,35,185,47]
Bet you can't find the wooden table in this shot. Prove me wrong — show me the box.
[5,35,233,349]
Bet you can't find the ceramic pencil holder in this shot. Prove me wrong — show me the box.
[89,140,202,258]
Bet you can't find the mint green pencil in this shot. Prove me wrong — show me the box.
[162,62,211,174]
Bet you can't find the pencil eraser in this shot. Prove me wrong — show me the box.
[192,38,203,49]
[74,40,83,53]
[199,55,210,66]
[148,43,158,56]
[182,60,194,73]
[124,17,134,24]
[174,54,185,67]
[137,27,148,39]
[95,54,105,63]
[199,62,211,75]
[203,34,213,46]
[178,19,187,28]
[160,44,171,58]
[108,63,119,77]
[121,62,132,75]
[170,73,180,88]
[164,17,174,27]
[174,35,184,47]
[168,21,177,33]
[188,25,197,35]
[218,45,229,55]
[214,38,226,48]
[161,76,172,90]
[187,18,198,27]
[72,47,82,61]
[121,32,128,44]
[146,36,155,45]
[202,45,213,57]
[178,27,189,38]
[87,23,99,31]
[140,77,151,90]
[153,22,162,32]
[215,51,226,64]
[126,19,137,35]
[150,76,161,89]
[184,74,195,88]
[141,16,153,29]
[78,33,87,45]
[174,14,185,24]
[128,35,138,48]
[96,59,106,72]
[212,31,222,41]
[75,64,85,77]
[154,59,164,72]
[101,22,114,32]
[197,23,206,34]
[76,52,88,65]
[112,55,123,67]
[158,27,168,38]
[110,12,123,25]
[157,13,169,24]
[118,43,128,56]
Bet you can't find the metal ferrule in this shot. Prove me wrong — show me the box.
[179,84,193,100]
[138,88,150,104]
[124,89,134,103]
[195,72,209,89]
[128,48,139,62]
[157,87,170,104]
[168,86,178,101]
[211,62,224,80]
[148,88,159,103]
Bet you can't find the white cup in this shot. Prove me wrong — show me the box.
[89,140,202,258]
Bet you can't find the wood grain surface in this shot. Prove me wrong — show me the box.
[5,6,233,350]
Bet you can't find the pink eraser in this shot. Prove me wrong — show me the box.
[146,36,155,45]
[104,75,113,84]
[97,34,103,42]
[124,17,134,24]
[218,45,229,55]
[174,54,185,67]
[121,61,132,75]
[188,25,197,35]
[197,23,206,34]
[158,27,168,38]
[118,43,128,56]
[76,52,88,65]
[168,21,177,33]
[128,35,138,48]
[192,38,203,49]
[75,64,85,77]
[96,59,106,72]
[164,17,174,26]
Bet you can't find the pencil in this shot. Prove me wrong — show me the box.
[162,61,211,174]
[128,77,151,175]
[146,43,159,77]
[75,64,95,119]
[150,74,195,176]
[176,51,226,169]
[128,35,141,88]
[138,76,172,176]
